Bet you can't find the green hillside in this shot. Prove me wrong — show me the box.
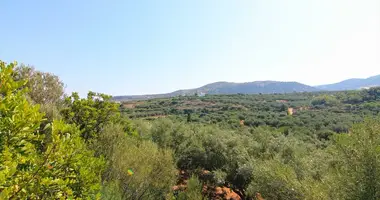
[113,81,319,101]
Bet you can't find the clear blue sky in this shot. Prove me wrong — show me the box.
[1,0,379,96]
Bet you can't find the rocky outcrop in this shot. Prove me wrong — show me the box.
[172,170,244,200]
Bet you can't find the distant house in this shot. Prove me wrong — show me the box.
[287,106,310,116]
[287,107,294,116]
[199,92,206,97]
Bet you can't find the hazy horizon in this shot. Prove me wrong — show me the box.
[1,0,379,96]
[115,73,380,96]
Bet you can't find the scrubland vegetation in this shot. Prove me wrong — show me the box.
[1,60,380,199]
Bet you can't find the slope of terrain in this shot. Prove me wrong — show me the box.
[113,81,319,101]
[316,74,380,91]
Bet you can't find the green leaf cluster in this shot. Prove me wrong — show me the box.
[0,61,104,199]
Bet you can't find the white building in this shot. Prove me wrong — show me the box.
[199,92,206,97]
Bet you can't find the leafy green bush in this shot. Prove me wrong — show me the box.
[176,175,204,200]
[0,61,104,199]
[328,118,380,200]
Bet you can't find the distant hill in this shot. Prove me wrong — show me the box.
[113,81,319,101]
[316,75,380,91]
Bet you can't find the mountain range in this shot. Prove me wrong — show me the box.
[316,74,380,91]
[113,74,380,101]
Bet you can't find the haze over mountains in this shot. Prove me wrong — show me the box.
[113,74,380,101]
[316,74,380,91]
